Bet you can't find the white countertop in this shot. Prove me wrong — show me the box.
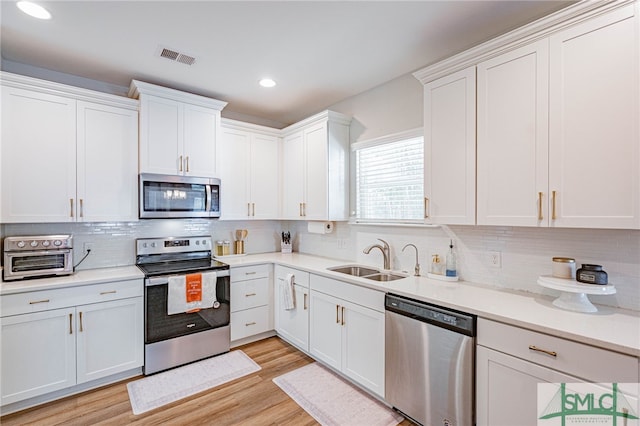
[2,254,638,357]
[0,265,144,295]
[218,252,640,357]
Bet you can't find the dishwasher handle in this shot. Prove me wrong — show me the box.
[385,293,476,337]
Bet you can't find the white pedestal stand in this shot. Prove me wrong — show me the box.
[537,275,616,313]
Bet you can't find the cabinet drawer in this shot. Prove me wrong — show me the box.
[275,265,310,288]
[230,277,269,313]
[310,274,384,312]
[230,305,271,340]
[231,264,270,282]
[0,280,144,317]
[478,318,638,382]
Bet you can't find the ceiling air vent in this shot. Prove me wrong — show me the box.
[156,46,196,66]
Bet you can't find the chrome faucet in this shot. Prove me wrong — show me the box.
[363,239,391,270]
[402,243,420,276]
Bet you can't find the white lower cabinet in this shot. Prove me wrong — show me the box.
[476,318,639,426]
[274,266,310,352]
[309,274,385,397]
[230,264,273,341]
[0,280,143,406]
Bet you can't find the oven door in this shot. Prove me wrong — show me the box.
[3,250,73,281]
[139,173,220,219]
[144,271,230,344]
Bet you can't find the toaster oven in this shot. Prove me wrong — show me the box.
[2,235,73,281]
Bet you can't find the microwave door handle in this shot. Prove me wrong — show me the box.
[206,184,212,212]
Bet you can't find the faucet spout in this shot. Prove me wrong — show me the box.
[402,243,420,276]
[363,239,391,270]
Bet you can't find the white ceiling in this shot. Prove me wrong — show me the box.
[1,1,574,126]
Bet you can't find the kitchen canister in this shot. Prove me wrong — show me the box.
[552,257,576,279]
[576,264,608,285]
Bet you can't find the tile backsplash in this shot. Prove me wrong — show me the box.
[2,220,638,312]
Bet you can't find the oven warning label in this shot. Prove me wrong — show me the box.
[538,383,639,425]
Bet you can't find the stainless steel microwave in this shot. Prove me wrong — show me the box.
[139,173,221,219]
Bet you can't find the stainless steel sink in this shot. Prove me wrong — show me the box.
[327,265,407,282]
[327,265,380,277]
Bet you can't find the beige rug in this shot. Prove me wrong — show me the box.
[273,363,403,426]
[127,350,261,415]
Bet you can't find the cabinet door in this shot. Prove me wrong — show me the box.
[250,134,280,219]
[303,122,328,220]
[549,5,639,229]
[342,300,385,397]
[183,103,218,177]
[76,297,143,385]
[218,127,251,219]
[477,40,549,227]
[282,131,305,219]
[309,290,342,370]
[1,308,76,405]
[423,66,476,225]
[275,281,309,352]
[76,101,138,222]
[476,345,583,426]
[139,95,181,175]
[1,87,76,222]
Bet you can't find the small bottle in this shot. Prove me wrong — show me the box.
[446,240,457,277]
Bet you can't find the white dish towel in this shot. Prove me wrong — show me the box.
[282,273,296,310]
[168,271,218,315]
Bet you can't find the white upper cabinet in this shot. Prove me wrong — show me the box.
[281,111,351,221]
[548,4,639,229]
[1,73,139,223]
[423,66,476,225]
[219,120,280,220]
[129,80,227,178]
[477,40,549,227]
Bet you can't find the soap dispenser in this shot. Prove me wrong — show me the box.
[446,240,457,277]
[430,254,444,275]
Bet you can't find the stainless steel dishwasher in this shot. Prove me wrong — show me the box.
[385,293,476,426]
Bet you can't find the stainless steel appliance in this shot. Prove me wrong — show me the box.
[385,293,476,426]
[136,236,230,374]
[139,173,221,219]
[2,235,73,281]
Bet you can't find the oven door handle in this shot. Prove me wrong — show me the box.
[146,269,230,286]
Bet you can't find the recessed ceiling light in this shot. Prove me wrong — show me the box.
[16,1,52,20]
[259,78,276,88]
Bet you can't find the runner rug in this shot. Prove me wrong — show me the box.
[127,350,261,415]
[273,362,404,426]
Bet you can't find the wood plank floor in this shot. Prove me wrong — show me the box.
[1,337,412,426]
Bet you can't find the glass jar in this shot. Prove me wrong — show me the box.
[215,240,224,256]
[552,257,576,279]
[222,240,231,256]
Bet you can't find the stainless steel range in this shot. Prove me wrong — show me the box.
[135,236,230,375]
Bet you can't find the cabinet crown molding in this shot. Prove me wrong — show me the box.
[414,0,636,84]
[281,110,352,135]
[0,71,138,110]
[128,79,227,110]
[221,117,282,137]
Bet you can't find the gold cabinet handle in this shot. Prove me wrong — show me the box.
[100,290,116,295]
[69,313,73,334]
[245,293,256,297]
[247,203,251,217]
[179,155,183,172]
[336,305,340,323]
[79,199,84,218]
[551,191,557,220]
[341,306,345,326]
[245,321,256,327]
[186,156,190,173]
[299,203,303,217]
[29,299,50,305]
[79,311,84,332]
[303,293,308,310]
[529,345,557,357]
[245,271,256,275]
[70,199,74,218]
[252,203,255,217]
[424,197,430,219]
[538,192,543,220]
[303,202,306,217]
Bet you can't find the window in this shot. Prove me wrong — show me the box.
[353,130,424,222]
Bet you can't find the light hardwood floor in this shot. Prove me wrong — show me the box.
[1,337,412,426]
